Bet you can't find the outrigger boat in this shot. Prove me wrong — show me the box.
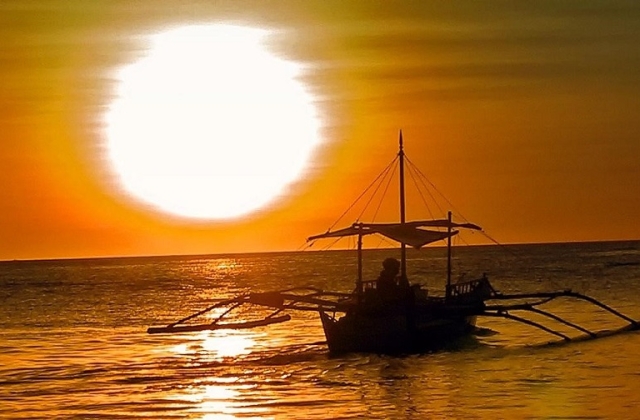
[148,132,640,354]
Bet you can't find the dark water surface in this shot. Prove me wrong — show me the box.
[2,241,640,419]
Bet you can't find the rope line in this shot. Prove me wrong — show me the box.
[370,164,398,222]
[405,161,437,219]
[328,156,398,231]
[405,156,470,223]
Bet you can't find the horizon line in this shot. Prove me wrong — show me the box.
[2,238,638,265]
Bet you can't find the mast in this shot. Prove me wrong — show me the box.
[398,130,407,281]
[356,224,363,300]
[446,210,452,299]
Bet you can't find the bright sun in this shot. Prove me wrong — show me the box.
[105,24,321,220]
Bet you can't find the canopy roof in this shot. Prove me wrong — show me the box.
[307,219,481,250]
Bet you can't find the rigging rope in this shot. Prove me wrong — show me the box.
[328,156,399,231]
[300,156,398,251]
[404,156,471,223]
[369,163,398,223]
[299,146,550,294]
[405,161,438,219]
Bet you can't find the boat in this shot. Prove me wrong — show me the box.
[147,132,640,354]
[307,132,495,353]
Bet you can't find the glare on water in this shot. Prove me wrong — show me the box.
[2,242,640,419]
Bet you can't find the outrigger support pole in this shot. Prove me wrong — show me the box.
[482,311,571,341]
[483,304,596,338]
[147,287,352,334]
[527,307,596,337]
[493,290,639,328]
[479,288,640,342]
[167,296,248,328]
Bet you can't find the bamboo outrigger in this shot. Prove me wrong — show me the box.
[148,133,639,353]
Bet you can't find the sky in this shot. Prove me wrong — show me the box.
[1,1,639,260]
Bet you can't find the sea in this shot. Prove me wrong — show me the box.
[2,241,640,419]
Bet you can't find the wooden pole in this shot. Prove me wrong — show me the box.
[446,210,452,299]
[357,224,363,299]
[398,130,407,282]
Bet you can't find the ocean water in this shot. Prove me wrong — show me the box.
[2,241,640,419]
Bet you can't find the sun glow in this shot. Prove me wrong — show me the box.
[105,25,321,219]
[201,331,255,359]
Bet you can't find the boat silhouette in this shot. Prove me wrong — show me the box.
[148,132,640,354]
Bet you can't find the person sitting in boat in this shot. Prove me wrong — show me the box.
[377,257,401,296]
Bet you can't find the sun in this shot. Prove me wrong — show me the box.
[104,24,321,220]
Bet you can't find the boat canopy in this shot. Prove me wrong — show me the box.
[307,219,481,250]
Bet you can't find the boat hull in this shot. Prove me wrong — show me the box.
[320,305,479,354]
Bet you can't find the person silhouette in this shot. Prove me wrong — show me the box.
[376,257,400,296]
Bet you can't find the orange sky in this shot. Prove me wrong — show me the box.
[1,1,640,260]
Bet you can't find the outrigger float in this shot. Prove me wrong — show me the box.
[148,133,640,354]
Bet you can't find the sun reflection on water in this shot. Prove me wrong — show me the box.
[193,382,271,420]
[200,331,255,359]
[167,331,274,419]
[212,259,240,271]
[171,378,271,420]
[169,330,258,361]
[204,258,242,275]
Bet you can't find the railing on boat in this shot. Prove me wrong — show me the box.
[447,275,496,303]
[362,280,377,290]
